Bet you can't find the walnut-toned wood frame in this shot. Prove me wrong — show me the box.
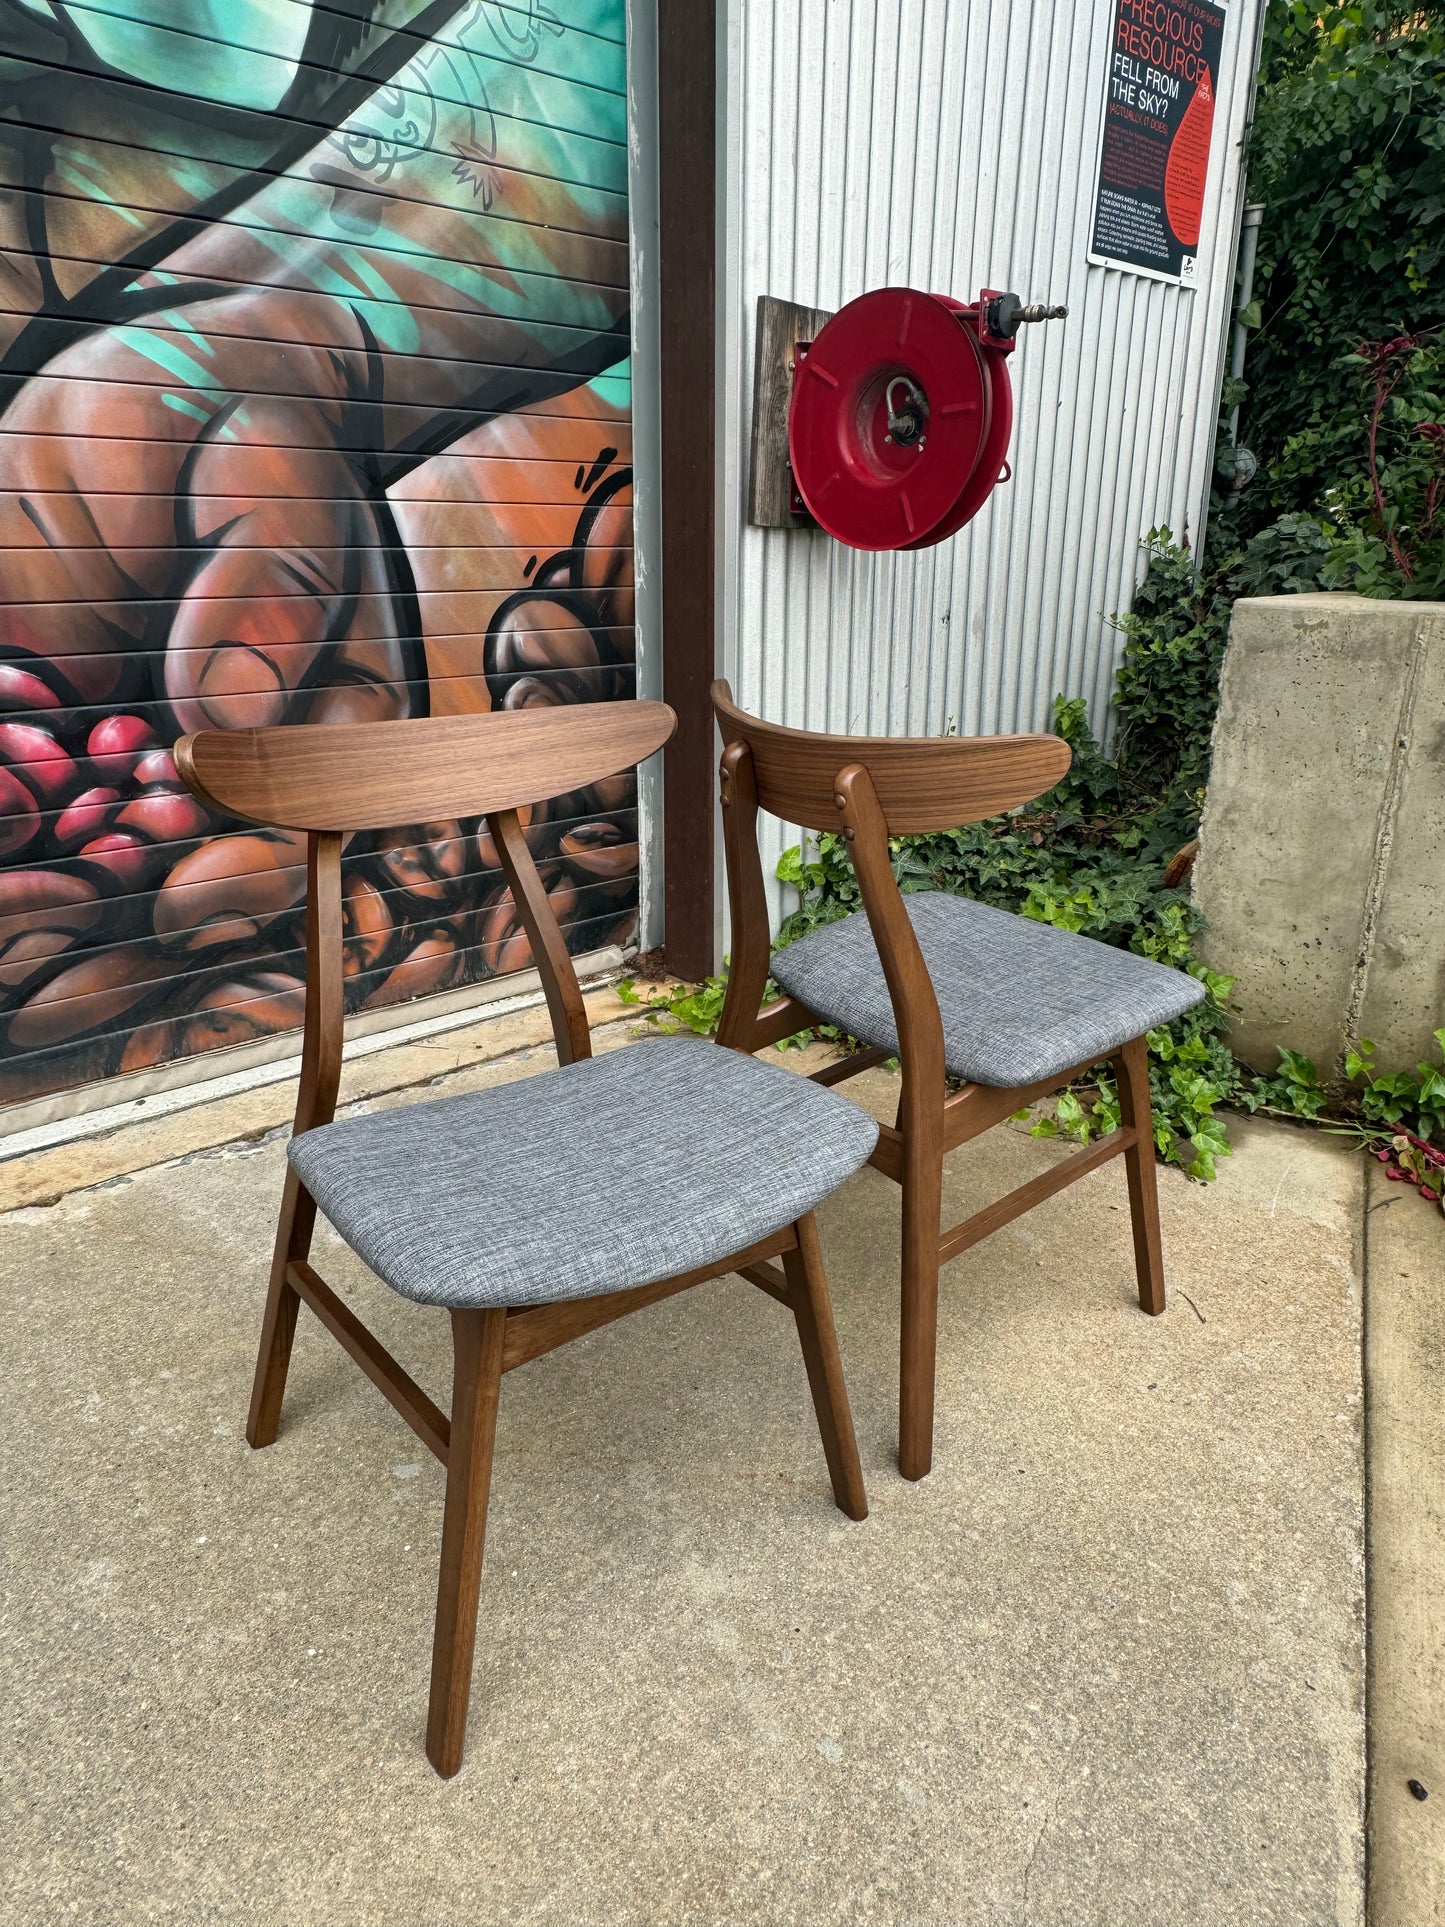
[177,701,867,1779]
[711,680,1168,1485]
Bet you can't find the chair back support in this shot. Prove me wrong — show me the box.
[177,704,675,833]
[177,701,676,1134]
[711,680,1070,835]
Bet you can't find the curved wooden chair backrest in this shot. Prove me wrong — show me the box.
[710,680,1070,835]
[178,702,676,833]
[177,701,676,1134]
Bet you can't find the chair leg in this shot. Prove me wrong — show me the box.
[781,1214,868,1522]
[898,1139,944,1482]
[426,1307,507,1779]
[246,1169,316,1449]
[1115,1033,1166,1316]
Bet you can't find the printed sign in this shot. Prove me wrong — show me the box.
[1089,0,1228,287]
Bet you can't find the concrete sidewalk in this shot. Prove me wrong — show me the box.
[0,1015,1381,1925]
[1367,1160,1445,1927]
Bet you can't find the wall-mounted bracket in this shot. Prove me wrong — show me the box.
[746,293,833,528]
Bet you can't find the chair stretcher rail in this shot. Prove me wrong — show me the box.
[288,1260,451,1464]
[936,1127,1138,1266]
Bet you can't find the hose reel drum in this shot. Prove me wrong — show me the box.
[783,286,1066,552]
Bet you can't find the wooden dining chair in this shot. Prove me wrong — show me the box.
[177,700,878,1778]
[710,681,1206,1484]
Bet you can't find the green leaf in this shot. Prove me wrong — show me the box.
[1056,1090,1091,1143]
[1276,1047,1322,1087]
[775,845,805,887]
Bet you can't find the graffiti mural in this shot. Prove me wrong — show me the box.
[0,0,635,1105]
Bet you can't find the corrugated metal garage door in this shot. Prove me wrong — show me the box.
[0,0,636,1108]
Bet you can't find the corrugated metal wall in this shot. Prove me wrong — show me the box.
[0,1,637,1111]
[717,0,1263,924]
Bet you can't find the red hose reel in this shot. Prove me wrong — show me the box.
[787,287,1066,552]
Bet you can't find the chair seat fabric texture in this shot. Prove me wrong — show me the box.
[288,1036,879,1311]
[769,890,1206,1089]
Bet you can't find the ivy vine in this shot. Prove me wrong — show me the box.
[1228,2,1445,595]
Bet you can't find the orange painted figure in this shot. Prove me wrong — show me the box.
[0,0,637,1102]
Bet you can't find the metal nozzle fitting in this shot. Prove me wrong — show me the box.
[1013,301,1069,325]
[984,292,1069,338]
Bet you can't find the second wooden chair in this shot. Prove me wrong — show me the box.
[712,681,1207,1483]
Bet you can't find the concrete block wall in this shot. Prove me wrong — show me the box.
[1193,593,1445,1081]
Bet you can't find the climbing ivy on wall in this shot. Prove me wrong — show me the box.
[1227,1,1445,595]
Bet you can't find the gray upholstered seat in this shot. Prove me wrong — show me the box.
[288,1036,878,1311]
[769,889,1206,1089]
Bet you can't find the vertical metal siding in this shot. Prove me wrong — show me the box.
[720,0,1263,925]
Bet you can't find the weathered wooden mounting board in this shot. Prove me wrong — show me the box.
[747,293,835,527]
